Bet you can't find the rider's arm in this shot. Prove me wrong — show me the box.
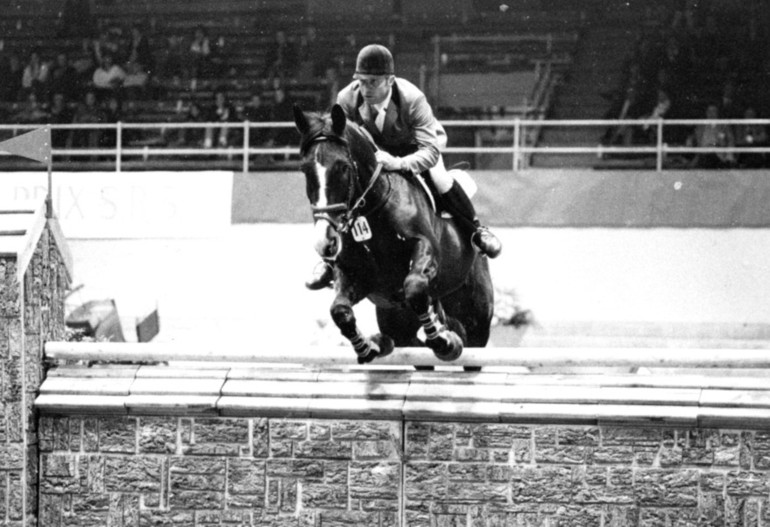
[401,94,446,174]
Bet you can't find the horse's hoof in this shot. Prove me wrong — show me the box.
[427,330,463,362]
[370,334,395,358]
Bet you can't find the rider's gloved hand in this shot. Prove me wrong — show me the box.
[375,150,405,172]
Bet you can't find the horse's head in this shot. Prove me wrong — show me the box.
[294,104,376,261]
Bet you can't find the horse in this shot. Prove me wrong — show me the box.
[294,104,494,363]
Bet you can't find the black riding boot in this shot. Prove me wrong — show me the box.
[441,180,502,258]
[305,262,334,290]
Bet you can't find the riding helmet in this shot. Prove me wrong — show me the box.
[355,44,394,76]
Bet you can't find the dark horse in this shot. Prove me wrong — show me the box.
[294,104,493,363]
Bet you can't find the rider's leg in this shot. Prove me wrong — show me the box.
[430,156,502,258]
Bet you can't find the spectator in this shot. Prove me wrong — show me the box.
[296,25,323,81]
[240,93,271,146]
[0,52,23,101]
[170,101,207,147]
[72,37,97,89]
[270,86,294,148]
[189,25,211,83]
[92,53,125,101]
[322,66,341,108]
[205,88,236,148]
[72,89,105,155]
[92,27,122,65]
[21,49,51,100]
[49,52,79,102]
[263,30,297,81]
[127,24,154,76]
[688,103,735,168]
[734,107,768,168]
[100,95,122,150]
[49,92,74,148]
[123,61,149,100]
[157,33,185,81]
[13,92,49,124]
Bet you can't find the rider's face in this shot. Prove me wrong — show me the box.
[356,75,394,106]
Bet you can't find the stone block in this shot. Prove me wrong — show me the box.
[170,456,226,475]
[104,456,161,493]
[99,418,137,454]
[324,460,348,484]
[726,471,770,496]
[294,440,352,460]
[634,469,698,507]
[302,482,347,509]
[71,494,110,513]
[316,510,382,526]
[405,463,447,501]
[253,417,269,458]
[511,466,576,503]
[168,490,224,510]
[700,471,726,493]
[194,418,249,444]
[310,422,331,441]
[350,461,400,500]
[139,417,177,454]
[228,458,266,498]
[601,427,663,446]
[270,420,308,441]
[474,424,530,449]
[447,463,486,482]
[267,459,324,480]
[8,471,23,520]
[107,494,140,527]
[139,510,195,525]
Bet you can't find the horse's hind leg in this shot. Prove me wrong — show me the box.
[404,238,463,361]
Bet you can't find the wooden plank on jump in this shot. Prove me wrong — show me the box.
[35,394,128,416]
[125,395,219,416]
[402,400,504,422]
[497,403,698,427]
[44,342,770,369]
[699,389,770,409]
[39,377,134,396]
[217,396,312,418]
[45,365,140,378]
[698,407,770,429]
[307,398,406,420]
[130,377,226,396]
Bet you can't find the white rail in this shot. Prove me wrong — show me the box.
[1,118,768,172]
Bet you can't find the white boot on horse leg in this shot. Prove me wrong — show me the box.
[419,304,463,361]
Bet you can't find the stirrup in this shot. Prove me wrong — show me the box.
[305,263,334,290]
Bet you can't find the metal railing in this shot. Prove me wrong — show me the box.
[1,118,768,172]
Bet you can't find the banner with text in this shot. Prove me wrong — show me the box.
[0,171,233,238]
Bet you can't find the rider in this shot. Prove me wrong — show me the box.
[306,43,502,290]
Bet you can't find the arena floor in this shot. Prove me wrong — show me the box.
[67,224,770,347]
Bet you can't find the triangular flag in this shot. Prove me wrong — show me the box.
[0,127,51,164]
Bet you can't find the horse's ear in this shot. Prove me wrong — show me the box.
[331,104,346,136]
[293,105,310,135]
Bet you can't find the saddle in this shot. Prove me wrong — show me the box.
[408,162,477,218]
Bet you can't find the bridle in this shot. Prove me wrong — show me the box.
[303,128,389,235]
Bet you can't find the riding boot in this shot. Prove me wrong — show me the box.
[305,262,335,290]
[441,180,502,259]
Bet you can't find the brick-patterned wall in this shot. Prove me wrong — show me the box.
[1,225,69,526]
[37,417,770,526]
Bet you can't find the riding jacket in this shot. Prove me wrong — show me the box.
[336,77,447,175]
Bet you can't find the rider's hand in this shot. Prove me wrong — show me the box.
[375,150,405,172]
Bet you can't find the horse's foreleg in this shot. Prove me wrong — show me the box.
[404,238,463,361]
[330,279,391,364]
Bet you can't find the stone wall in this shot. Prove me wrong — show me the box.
[37,417,770,526]
[1,222,70,526]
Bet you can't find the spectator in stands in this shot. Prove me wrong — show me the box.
[296,25,323,81]
[123,61,149,100]
[205,88,236,148]
[100,95,123,150]
[93,27,123,66]
[72,89,105,156]
[688,103,735,168]
[174,101,208,147]
[189,25,212,85]
[263,30,297,81]
[157,33,185,82]
[269,86,294,148]
[0,52,23,102]
[128,24,154,77]
[13,92,49,124]
[49,52,79,103]
[322,66,341,108]
[72,37,97,90]
[734,106,768,168]
[305,44,501,290]
[21,49,51,101]
[49,92,74,149]
[92,53,125,102]
[241,92,271,147]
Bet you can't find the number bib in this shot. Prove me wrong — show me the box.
[351,216,372,242]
